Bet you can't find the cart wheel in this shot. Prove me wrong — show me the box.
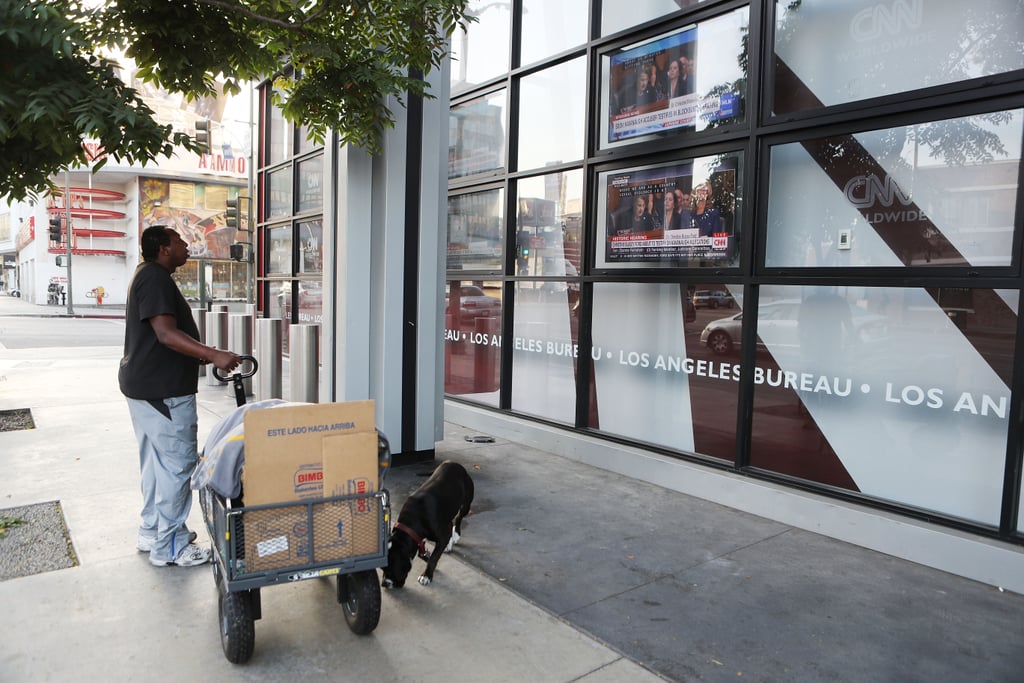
[219,589,256,664]
[338,570,381,635]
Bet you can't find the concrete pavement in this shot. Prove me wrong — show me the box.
[2,292,1024,682]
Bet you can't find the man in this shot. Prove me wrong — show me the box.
[119,225,241,567]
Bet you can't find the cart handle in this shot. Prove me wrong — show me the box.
[213,355,259,406]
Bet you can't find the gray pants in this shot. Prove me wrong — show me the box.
[126,395,198,562]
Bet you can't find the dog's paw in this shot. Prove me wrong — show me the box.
[446,529,460,552]
[418,575,432,586]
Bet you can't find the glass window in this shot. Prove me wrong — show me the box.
[172,261,200,303]
[589,281,736,460]
[449,90,507,179]
[601,0,712,36]
[517,58,586,172]
[746,283,1015,526]
[520,0,589,65]
[600,8,749,149]
[267,167,292,219]
[764,109,1024,269]
[297,156,323,213]
[267,96,291,165]
[267,224,292,275]
[510,281,579,424]
[447,189,505,272]
[296,279,323,325]
[296,123,319,155]
[443,279,503,407]
[229,262,247,299]
[595,153,743,270]
[210,261,246,301]
[773,0,1024,115]
[267,280,292,353]
[515,170,584,279]
[450,0,512,94]
[298,219,323,274]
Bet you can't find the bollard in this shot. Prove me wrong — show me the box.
[191,308,207,377]
[289,323,320,403]
[205,310,229,386]
[229,314,254,397]
[255,318,284,400]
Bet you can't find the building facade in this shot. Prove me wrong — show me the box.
[251,0,1024,591]
[0,75,249,310]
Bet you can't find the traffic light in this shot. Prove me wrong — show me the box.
[225,197,240,229]
[195,119,211,147]
[48,216,62,242]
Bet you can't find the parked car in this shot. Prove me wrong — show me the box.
[692,289,734,309]
[446,284,502,323]
[276,281,323,308]
[700,299,888,355]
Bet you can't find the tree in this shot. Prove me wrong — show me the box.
[0,0,472,201]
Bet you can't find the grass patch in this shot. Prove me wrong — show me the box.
[0,516,26,539]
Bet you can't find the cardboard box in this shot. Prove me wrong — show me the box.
[323,431,381,557]
[349,498,382,557]
[240,505,308,572]
[322,431,379,497]
[241,502,357,572]
[242,401,375,506]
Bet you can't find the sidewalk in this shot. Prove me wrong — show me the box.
[2,296,1024,682]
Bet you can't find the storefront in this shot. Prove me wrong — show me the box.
[441,0,1024,576]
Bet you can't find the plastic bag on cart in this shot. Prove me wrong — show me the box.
[192,398,296,498]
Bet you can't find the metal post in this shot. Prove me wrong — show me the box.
[255,318,284,400]
[191,307,207,377]
[64,171,74,316]
[244,303,257,348]
[229,313,254,397]
[289,323,319,403]
[206,310,228,386]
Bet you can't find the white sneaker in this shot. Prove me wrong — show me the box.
[150,543,211,567]
[137,530,198,553]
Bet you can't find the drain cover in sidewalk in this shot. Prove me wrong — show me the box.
[0,501,78,581]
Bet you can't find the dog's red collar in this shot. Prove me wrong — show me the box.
[393,521,431,561]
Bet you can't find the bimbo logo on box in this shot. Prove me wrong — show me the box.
[294,464,323,494]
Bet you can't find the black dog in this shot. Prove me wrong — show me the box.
[382,460,474,588]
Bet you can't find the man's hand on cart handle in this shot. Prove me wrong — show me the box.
[205,348,243,374]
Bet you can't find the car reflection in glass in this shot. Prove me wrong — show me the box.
[700,299,888,356]
[277,281,323,308]
[446,285,502,324]
[692,289,735,309]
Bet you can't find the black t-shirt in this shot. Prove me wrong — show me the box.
[118,261,200,399]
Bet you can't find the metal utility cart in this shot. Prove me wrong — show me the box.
[201,359,391,663]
